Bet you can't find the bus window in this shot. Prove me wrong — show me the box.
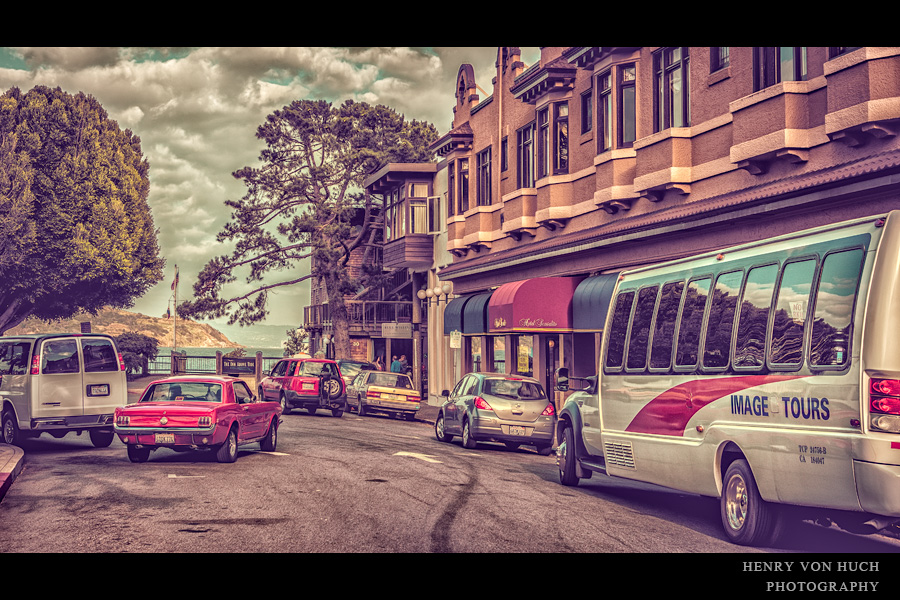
[626,286,659,371]
[649,281,685,370]
[770,258,817,367]
[734,263,778,370]
[703,270,744,369]
[606,291,635,370]
[809,249,863,368]
[675,277,711,369]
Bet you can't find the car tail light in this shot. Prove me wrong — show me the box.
[474,396,493,411]
[869,378,900,433]
[542,403,556,416]
[198,416,212,427]
[367,390,381,399]
[118,352,126,371]
[30,354,40,375]
[116,415,130,426]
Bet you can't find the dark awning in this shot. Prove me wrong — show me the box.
[461,292,492,334]
[488,277,583,333]
[443,292,493,335]
[572,272,620,331]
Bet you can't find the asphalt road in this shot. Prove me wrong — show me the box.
[2,406,900,558]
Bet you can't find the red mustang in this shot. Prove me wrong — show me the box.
[114,375,282,463]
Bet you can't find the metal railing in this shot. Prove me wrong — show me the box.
[304,299,413,329]
[147,353,283,376]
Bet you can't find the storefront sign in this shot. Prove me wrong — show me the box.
[382,322,413,339]
[449,330,462,349]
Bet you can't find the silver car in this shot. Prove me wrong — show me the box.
[435,372,555,455]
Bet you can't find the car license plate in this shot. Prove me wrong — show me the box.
[155,433,175,444]
[509,425,527,436]
[383,393,402,402]
[87,384,110,396]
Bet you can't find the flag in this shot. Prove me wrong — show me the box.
[171,265,179,291]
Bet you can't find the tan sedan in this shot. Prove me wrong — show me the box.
[347,371,421,420]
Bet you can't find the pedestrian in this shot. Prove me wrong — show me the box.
[390,355,403,372]
[374,355,384,371]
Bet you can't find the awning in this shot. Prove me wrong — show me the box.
[488,277,583,333]
[443,292,493,335]
[572,272,620,332]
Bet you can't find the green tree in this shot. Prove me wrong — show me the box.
[0,86,164,333]
[178,99,437,359]
[283,327,308,357]
[114,332,159,377]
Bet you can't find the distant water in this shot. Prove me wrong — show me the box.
[159,346,285,358]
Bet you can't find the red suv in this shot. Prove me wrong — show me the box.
[258,358,346,417]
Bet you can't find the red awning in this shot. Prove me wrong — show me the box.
[488,277,583,333]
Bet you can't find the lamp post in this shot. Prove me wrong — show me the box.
[417,280,453,405]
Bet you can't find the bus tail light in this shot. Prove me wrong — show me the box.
[118,353,126,371]
[30,354,40,375]
[869,378,900,433]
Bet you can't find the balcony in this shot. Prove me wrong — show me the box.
[304,300,413,336]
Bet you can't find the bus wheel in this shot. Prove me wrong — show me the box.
[721,459,781,546]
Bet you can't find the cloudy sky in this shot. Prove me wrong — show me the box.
[0,47,541,344]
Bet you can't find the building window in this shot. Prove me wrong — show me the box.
[538,107,550,179]
[654,47,690,132]
[555,102,569,173]
[501,136,508,172]
[477,147,492,206]
[448,162,455,217]
[711,47,730,72]
[581,89,592,134]
[427,195,442,234]
[598,71,612,152]
[517,122,535,188]
[619,65,636,147]
[457,158,469,214]
[829,47,859,59]
[754,47,806,91]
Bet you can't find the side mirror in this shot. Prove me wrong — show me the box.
[555,367,569,392]
[441,389,450,397]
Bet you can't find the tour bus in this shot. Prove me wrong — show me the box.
[555,211,900,546]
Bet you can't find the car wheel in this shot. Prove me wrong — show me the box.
[89,429,115,448]
[358,397,367,417]
[461,418,477,449]
[504,442,520,451]
[558,424,580,486]
[127,445,151,463]
[260,419,278,452]
[721,459,782,546]
[322,378,342,401]
[216,427,238,463]
[332,407,344,418]
[279,392,291,415]
[2,409,21,446]
[434,413,452,442]
[536,443,553,456]
[307,406,317,415]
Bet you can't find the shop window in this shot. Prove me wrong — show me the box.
[493,336,506,374]
[703,270,744,370]
[809,249,863,368]
[626,286,659,371]
[674,277,710,369]
[516,335,533,376]
[470,337,482,373]
[733,264,778,370]
[649,281,684,370]
[770,259,817,368]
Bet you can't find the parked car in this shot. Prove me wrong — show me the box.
[1,333,127,447]
[335,358,377,390]
[258,357,346,417]
[347,370,420,420]
[435,373,555,455]
[114,375,282,463]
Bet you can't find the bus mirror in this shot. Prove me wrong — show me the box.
[555,367,569,392]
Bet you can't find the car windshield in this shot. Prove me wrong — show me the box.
[297,362,329,377]
[143,382,224,403]
[368,372,412,389]
[482,378,546,400]
[341,362,371,378]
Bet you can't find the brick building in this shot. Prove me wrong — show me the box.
[418,46,900,404]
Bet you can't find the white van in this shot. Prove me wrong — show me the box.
[0,334,127,447]
[556,211,900,546]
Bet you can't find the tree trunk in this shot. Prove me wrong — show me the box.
[324,273,352,359]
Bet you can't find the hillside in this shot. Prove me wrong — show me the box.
[5,307,243,349]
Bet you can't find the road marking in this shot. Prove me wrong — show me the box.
[168,474,205,479]
[250,451,290,456]
[394,451,443,464]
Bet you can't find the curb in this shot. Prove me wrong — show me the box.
[0,443,25,503]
